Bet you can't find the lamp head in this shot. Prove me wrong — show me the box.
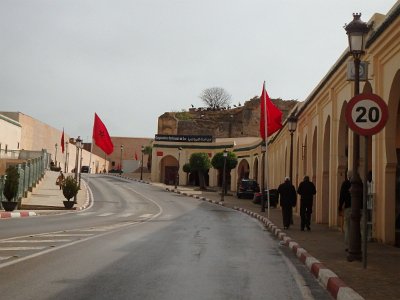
[344,13,369,57]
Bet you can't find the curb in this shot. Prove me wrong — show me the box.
[166,188,364,300]
[0,211,37,219]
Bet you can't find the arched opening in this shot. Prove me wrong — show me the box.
[303,135,308,178]
[253,157,259,182]
[386,69,400,246]
[337,101,349,227]
[322,116,331,223]
[237,159,250,188]
[159,155,178,185]
[312,128,318,183]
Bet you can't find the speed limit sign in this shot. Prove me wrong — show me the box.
[345,93,388,136]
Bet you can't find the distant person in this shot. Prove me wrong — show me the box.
[277,177,297,229]
[338,173,352,251]
[297,176,316,231]
[56,171,65,190]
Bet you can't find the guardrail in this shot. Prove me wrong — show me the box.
[0,150,48,209]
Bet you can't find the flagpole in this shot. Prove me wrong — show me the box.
[89,138,93,173]
[263,83,270,219]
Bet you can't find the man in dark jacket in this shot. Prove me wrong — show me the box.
[297,176,316,231]
[338,174,351,251]
[278,177,297,229]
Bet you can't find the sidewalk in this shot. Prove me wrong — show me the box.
[0,171,89,218]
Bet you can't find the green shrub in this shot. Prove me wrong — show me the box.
[3,165,20,202]
[62,176,80,201]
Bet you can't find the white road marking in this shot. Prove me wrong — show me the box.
[119,213,134,218]
[75,212,96,216]
[139,214,153,218]
[279,248,314,300]
[98,213,114,217]
[40,234,94,237]
[0,256,12,261]
[0,246,46,251]
[0,240,71,243]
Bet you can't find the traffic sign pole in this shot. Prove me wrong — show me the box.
[345,92,388,267]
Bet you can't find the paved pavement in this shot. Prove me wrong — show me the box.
[2,171,399,300]
[0,171,89,219]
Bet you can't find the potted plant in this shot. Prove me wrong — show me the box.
[2,165,20,211]
[61,176,79,209]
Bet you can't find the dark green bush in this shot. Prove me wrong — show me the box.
[3,165,20,202]
[62,176,80,201]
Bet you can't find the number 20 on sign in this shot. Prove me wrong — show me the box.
[345,93,389,136]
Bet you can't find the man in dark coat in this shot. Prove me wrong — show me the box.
[297,176,316,231]
[338,174,351,251]
[278,177,297,230]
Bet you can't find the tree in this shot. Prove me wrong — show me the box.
[182,163,192,185]
[211,151,238,193]
[211,151,238,172]
[189,153,211,190]
[199,87,231,108]
[143,146,152,171]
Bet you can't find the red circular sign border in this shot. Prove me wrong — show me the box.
[345,93,388,136]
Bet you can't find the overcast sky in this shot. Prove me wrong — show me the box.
[0,0,396,141]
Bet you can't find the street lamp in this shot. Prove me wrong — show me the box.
[79,140,83,186]
[288,114,297,182]
[345,13,369,262]
[120,145,124,175]
[221,149,228,202]
[64,141,69,173]
[74,136,82,203]
[55,143,58,167]
[140,145,145,180]
[175,147,182,189]
[288,114,297,226]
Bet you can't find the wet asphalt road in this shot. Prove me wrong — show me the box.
[0,176,331,299]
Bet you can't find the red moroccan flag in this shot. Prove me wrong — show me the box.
[260,82,282,139]
[61,129,65,153]
[92,113,114,155]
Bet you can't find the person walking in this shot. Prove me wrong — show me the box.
[297,176,316,231]
[56,171,65,190]
[277,177,297,230]
[338,173,351,251]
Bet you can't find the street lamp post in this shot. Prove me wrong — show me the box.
[221,149,228,202]
[74,136,82,203]
[175,147,182,189]
[120,145,124,175]
[55,143,58,167]
[64,141,69,173]
[288,114,297,226]
[288,114,298,181]
[79,141,83,186]
[140,146,145,180]
[345,13,369,262]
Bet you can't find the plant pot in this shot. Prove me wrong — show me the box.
[63,201,75,209]
[2,201,18,212]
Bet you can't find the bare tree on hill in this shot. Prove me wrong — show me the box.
[199,87,231,108]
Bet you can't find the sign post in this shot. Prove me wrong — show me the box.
[345,93,388,268]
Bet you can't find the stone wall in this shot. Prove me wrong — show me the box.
[157,97,297,137]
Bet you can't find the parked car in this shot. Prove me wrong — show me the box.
[81,166,89,173]
[252,189,278,207]
[236,179,260,199]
